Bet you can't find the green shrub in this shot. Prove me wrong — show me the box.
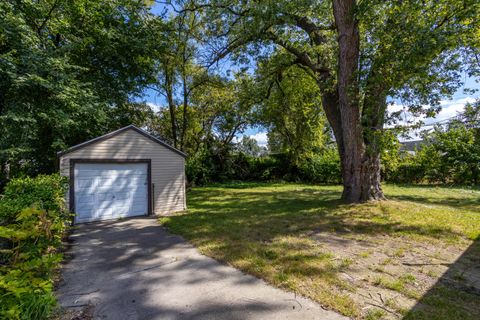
[0,174,67,224]
[186,148,290,185]
[388,162,423,183]
[249,155,285,181]
[0,174,69,320]
[299,148,342,184]
[186,148,344,185]
[186,150,214,186]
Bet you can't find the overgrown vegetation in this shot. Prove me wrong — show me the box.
[185,100,480,185]
[0,174,69,319]
[161,183,480,319]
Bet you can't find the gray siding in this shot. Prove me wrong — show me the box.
[59,129,186,215]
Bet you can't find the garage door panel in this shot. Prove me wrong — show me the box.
[112,206,131,215]
[96,192,115,202]
[77,194,95,204]
[76,204,94,217]
[76,178,95,189]
[96,200,115,209]
[131,188,147,196]
[131,204,147,214]
[114,192,130,201]
[74,163,148,223]
[96,177,120,187]
[93,208,112,220]
[95,179,146,190]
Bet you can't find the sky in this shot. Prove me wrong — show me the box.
[389,76,479,141]
[143,3,479,147]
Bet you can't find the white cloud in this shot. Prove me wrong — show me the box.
[249,132,268,146]
[389,96,478,141]
[146,102,162,112]
[439,97,476,106]
[389,96,477,125]
[388,103,405,114]
[433,97,476,123]
[233,132,268,147]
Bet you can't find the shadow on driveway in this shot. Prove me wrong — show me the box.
[56,217,346,320]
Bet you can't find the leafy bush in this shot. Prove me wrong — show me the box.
[248,155,287,181]
[0,174,67,224]
[186,149,294,185]
[388,161,425,184]
[299,148,342,184]
[186,150,214,186]
[0,174,69,320]
[186,147,344,185]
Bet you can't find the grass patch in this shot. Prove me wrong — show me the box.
[373,274,419,299]
[365,308,386,320]
[160,183,480,319]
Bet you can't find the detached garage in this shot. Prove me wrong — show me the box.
[58,125,187,223]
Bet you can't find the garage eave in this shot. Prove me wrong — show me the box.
[57,125,187,158]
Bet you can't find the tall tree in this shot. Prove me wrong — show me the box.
[0,0,162,179]
[150,73,256,156]
[188,0,479,202]
[153,3,207,150]
[255,58,328,165]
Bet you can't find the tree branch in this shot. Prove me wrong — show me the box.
[280,13,333,45]
[265,31,329,75]
[37,0,60,35]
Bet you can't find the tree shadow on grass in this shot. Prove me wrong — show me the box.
[386,185,480,212]
[403,236,480,320]
[164,186,479,317]
[177,187,468,243]
[388,194,480,212]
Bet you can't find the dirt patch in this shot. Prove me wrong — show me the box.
[307,231,480,319]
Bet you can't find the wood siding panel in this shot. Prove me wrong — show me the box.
[59,130,186,215]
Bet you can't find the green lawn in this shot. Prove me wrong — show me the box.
[160,183,480,319]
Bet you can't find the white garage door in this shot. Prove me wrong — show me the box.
[74,163,148,223]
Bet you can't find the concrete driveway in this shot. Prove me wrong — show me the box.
[57,217,347,320]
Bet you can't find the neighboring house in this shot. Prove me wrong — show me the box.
[58,125,186,224]
[400,140,425,155]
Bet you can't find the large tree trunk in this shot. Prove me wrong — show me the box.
[332,0,385,203]
[164,69,177,148]
[321,89,385,203]
[180,72,188,151]
[342,152,385,202]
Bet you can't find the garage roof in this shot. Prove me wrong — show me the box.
[57,125,187,158]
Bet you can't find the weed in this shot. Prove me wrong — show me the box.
[365,308,386,320]
[359,251,372,258]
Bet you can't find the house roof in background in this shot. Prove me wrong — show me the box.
[400,140,425,152]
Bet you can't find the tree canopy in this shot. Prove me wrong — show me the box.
[1,0,479,195]
[0,0,163,177]
[179,0,480,201]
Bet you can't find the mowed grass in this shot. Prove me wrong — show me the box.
[160,183,480,319]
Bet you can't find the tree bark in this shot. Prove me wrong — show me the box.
[332,0,385,203]
[165,68,177,148]
[180,72,188,151]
